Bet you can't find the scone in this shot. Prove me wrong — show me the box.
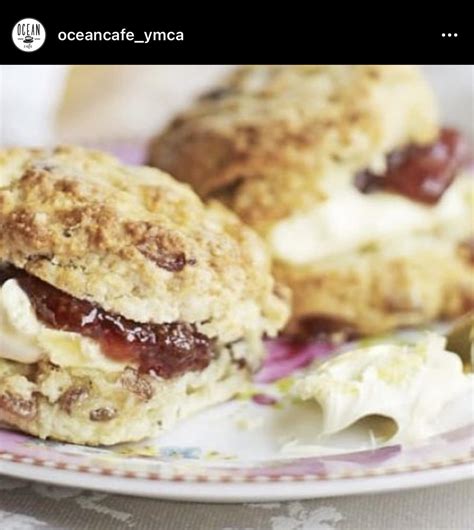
[150,65,473,337]
[0,146,288,445]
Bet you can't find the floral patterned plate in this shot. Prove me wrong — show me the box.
[0,335,473,502]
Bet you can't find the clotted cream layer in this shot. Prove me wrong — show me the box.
[0,279,126,371]
[270,173,473,264]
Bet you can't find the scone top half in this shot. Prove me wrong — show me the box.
[150,65,473,335]
[0,146,289,376]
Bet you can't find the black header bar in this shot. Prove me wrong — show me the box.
[1,10,472,64]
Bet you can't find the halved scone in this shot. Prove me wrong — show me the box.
[150,65,473,337]
[0,146,288,445]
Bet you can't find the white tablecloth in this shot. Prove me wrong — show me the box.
[0,476,472,529]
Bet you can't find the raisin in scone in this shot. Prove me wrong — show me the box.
[0,146,288,445]
[150,65,473,337]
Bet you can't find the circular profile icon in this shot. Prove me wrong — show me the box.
[12,18,46,52]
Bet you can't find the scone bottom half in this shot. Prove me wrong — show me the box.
[150,65,474,339]
[0,146,289,445]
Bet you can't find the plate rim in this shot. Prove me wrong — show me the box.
[0,442,472,483]
[0,456,473,502]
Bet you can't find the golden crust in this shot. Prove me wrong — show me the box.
[0,146,289,344]
[279,235,474,336]
[150,65,438,229]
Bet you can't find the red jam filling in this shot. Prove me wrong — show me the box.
[355,128,469,204]
[297,315,359,343]
[1,266,212,378]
